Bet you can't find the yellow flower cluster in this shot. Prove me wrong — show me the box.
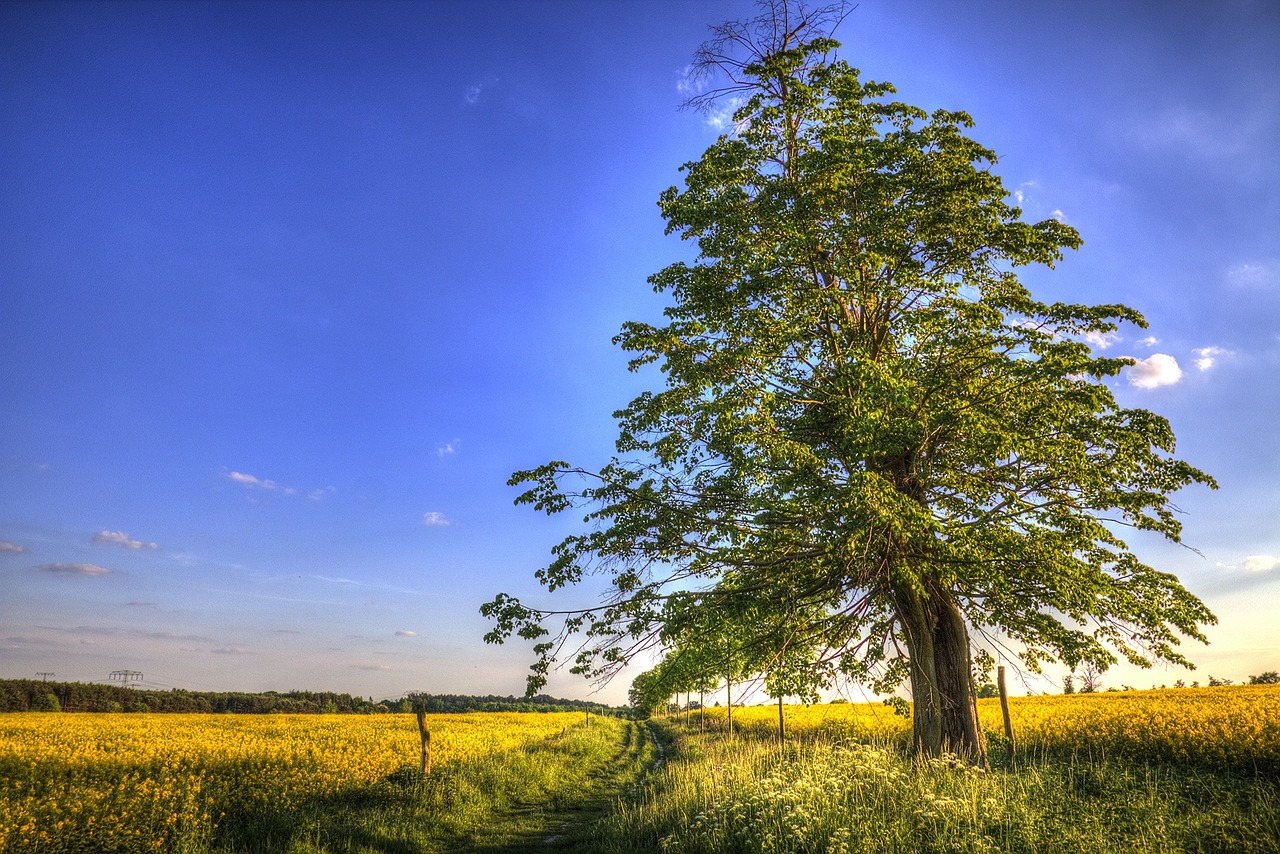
[682,683,1280,770]
[986,684,1280,769]
[0,711,582,852]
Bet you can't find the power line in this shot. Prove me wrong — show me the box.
[109,670,144,688]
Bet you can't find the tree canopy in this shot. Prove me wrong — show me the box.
[483,1,1215,764]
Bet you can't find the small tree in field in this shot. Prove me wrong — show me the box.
[484,0,1216,767]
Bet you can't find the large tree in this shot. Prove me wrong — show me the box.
[483,2,1215,765]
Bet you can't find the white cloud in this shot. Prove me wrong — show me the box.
[1126,353,1183,389]
[422,512,450,527]
[1243,555,1280,573]
[38,562,113,577]
[1083,331,1120,350]
[0,541,25,554]
[1193,346,1231,371]
[309,486,335,501]
[395,630,417,637]
[1137,336,1159,347]
[436,439,461,458]
[227,470,278,490]
[1050,209,1066,223]
[93,530,157,550]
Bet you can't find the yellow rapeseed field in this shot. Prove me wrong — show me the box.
[0,711,583,852]
[682,684,1280,770]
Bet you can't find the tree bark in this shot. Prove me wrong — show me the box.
[895,580,989,768]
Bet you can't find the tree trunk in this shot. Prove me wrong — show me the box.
[895,580,989,768]
[777,695,785,742]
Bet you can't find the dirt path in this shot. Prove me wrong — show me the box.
[469,719,667,853]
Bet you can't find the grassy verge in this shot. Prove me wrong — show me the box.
[572,724,1280,854]
[214,717,659,853]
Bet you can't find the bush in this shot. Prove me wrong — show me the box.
[31,692,61,712]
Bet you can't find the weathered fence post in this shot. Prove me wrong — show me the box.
[726,676,734,737]
[997,665,1015,763]
[416,709,432,775]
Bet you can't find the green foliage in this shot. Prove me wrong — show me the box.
[30,692,60,712]
[485,2,1215,761]
[1250,670,1280,685]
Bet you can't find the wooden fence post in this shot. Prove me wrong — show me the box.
[726,676,734,737]
[416,710,432,775]
[997,665,1015,763]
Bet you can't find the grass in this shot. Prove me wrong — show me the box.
[570,724,1280,853]
[213,717,662,853]
[6,689,1278,852]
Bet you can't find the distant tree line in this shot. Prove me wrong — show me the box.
[0,679,389,714]
[1061,668,1279,694]
[0,680,625,715]
[394,692,624,715]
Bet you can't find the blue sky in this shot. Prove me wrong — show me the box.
[2,1,1277,705]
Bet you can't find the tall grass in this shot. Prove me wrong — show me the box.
[576,716,1279,854]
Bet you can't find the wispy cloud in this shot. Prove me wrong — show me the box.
[352,663,392,671]
[1226,261,1277,290]
[0,541,25,554]
[1129,104,1274,177]
[93,530,157,550]
[676,63,707,99]
[1193,346,1231,371]
[395,630,417,637]
[312,575,359,585]
[227,470,278,490]
[1137,335,1159,347]
[211,646,253,655]
[705,95,749,133]
[38,562,114,577]
[422,511,450,527]
[1126,353,1182,389]
[436,439,461,458]
[226,469,331,501]
[464,77,499,106]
